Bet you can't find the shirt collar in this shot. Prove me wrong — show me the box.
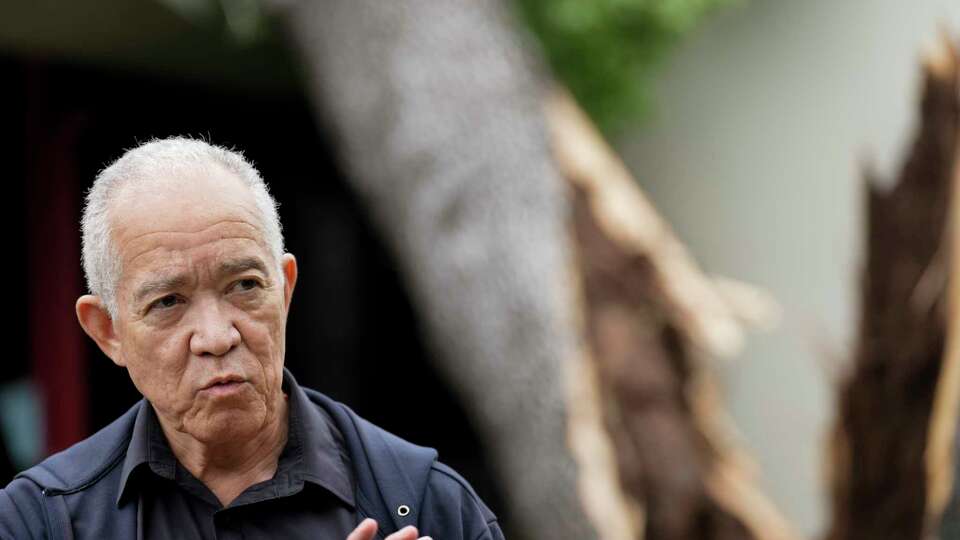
[116,399,177,506]
[116,367,355,509]
[281,367,355,507]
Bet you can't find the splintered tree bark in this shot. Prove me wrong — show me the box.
[827,39,960,540]
[549,90,798,540]
[273,1,795,538]
[926,42,960,538]
[931,127,960,538]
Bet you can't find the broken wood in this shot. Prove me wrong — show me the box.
[924,36,960,536]
[827,38,960,540]
[549,89,796,540]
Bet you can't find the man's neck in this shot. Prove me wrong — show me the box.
[157,396,289,507]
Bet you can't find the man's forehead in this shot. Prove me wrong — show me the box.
[120,220,263,251]
[136,253,269,278]
[120,222,272,277]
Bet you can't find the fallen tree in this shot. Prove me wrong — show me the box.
[550,89,796,540]
[270,1,958,538]
[273,2,794,538]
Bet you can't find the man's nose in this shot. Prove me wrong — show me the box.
[189,299,241,357]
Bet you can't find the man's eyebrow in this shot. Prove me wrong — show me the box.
[218,257,269,277]
[134,275,191,304]
[132,258,269,304]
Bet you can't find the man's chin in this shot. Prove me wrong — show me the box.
[185,404,268,444]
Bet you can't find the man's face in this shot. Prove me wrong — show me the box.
[105,165,295,444]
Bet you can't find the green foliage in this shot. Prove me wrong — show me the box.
[515,0,733,133]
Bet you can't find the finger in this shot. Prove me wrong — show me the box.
[346,518,378,540]
[384,525,419,540]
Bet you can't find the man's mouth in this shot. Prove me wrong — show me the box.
[200,376,246,396]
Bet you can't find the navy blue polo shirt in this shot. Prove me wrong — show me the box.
[115,370,356,539]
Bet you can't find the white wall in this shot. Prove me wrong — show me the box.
[616,0,960,535]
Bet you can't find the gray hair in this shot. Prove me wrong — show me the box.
[81,136,285,319]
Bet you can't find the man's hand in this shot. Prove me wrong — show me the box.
[347,518,433,540]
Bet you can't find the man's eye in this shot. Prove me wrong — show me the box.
[150,295,181,311]
[234,279,261,292]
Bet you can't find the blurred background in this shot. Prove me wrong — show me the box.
[3,1,959,539]
[618,0,960,535]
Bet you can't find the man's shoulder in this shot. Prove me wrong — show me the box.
[1,402,141,539]
[422,462,504,539]
[299,386,438,471]
[14,401,141,493]
[299,386,503,540]
[0,475,47,539]
[426,461,495,519]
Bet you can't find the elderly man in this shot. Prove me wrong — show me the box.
[0,138,504,540]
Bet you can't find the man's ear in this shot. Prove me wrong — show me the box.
[76,295,125,367]
[280,253,298,312]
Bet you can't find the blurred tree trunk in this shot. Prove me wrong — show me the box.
[274,2,597,538]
